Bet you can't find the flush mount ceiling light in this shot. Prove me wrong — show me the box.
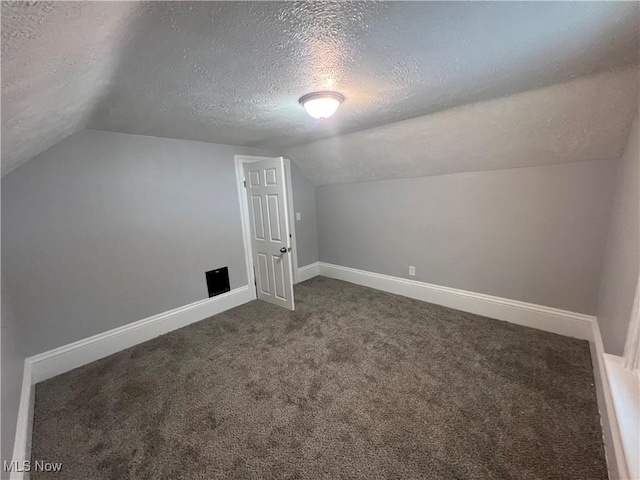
[299,91,344,119]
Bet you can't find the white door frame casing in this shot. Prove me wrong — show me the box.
[234,155,298,300]
[284,159,299,284]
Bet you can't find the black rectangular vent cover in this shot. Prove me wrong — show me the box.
[206,267,230,298]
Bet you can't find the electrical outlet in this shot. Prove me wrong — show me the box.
[296,212,301,221]
[409,266,415,276]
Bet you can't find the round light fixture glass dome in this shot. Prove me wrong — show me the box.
[299,91,344,119]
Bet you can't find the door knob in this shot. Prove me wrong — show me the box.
[280,247,287,253]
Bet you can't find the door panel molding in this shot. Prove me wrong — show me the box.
[235,155,296,309]
[243,158,294,310]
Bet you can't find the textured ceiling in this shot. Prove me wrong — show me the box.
[1,1,639,178]
[1,1,138,174]
[286,67,639,185]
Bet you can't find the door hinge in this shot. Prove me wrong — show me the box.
[243,180,247,188]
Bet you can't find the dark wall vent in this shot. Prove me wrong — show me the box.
[206,267,230,298]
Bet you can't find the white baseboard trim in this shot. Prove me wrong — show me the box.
[318,262,595,341]
[10,269,606,478]
[318,263,628,474]
[9,362,34,480]
[604,354,639,480]
[298,262,320,283]
[590,321,630,480]
[10,286,253,478]
[29,286,252,384]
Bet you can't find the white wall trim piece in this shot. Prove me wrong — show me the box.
[298,262,320,283]
[603,354,639,480]
[11,266,611,477]
[590,321,630,480]
[10,286,252,477]
[284,158,299,284]
[9,362,34,480]
[29,286,251,384]
[318,262,595,340]
[317,263,631,474]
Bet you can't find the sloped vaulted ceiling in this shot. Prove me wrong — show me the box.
[286,67,639,185]
[2,1,639,181]
[1,1,139,174]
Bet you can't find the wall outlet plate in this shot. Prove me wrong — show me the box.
[409,266,415,276]
[296,212,301,221]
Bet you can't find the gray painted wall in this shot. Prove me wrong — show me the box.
[1,279,26,473]
[597,117,639,355]
[316,159,618,315]
[1,129,282,355]
[290,161,319,268]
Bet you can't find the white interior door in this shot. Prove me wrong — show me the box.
[244,157,295,310]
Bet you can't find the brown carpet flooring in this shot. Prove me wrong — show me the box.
[31,276,607,479]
